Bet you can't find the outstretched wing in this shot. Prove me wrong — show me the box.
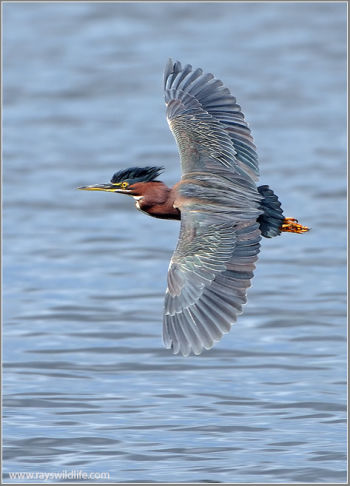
[163,59,262,356]
[164,58,259,182]
[164,209,261,357]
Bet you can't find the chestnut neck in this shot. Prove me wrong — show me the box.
[130,181,180,220]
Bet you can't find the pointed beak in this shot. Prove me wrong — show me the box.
[77,183,130,193]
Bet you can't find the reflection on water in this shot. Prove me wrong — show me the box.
[3,2,347,483]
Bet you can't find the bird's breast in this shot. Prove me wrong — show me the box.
[134,195,180,220]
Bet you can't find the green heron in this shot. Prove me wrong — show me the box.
[79,59,309,357]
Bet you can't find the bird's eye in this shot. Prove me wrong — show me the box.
[121,181,129,189]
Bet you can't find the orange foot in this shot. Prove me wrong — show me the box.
[281,217,310,234]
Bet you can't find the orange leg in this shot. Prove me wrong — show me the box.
[281,217,310,234]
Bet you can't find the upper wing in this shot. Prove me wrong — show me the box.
[164,59,259,182]
[163,60,262,356]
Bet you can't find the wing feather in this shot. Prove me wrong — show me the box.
[165,59,259,181]
[163,60,262,356]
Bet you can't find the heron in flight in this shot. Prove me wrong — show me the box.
[79,59,309,357]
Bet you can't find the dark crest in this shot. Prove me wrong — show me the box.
[111,166,164,185]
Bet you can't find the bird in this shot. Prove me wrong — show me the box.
[78,59,309,357]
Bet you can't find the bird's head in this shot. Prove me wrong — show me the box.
[78,166,164,197]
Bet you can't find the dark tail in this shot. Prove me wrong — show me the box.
[257,185,309,238]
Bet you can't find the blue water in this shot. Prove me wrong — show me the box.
[3,2,347,483]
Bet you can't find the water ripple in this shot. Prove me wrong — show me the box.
[3,1,346,483]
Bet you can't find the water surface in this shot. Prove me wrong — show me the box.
[3,2,347,483]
